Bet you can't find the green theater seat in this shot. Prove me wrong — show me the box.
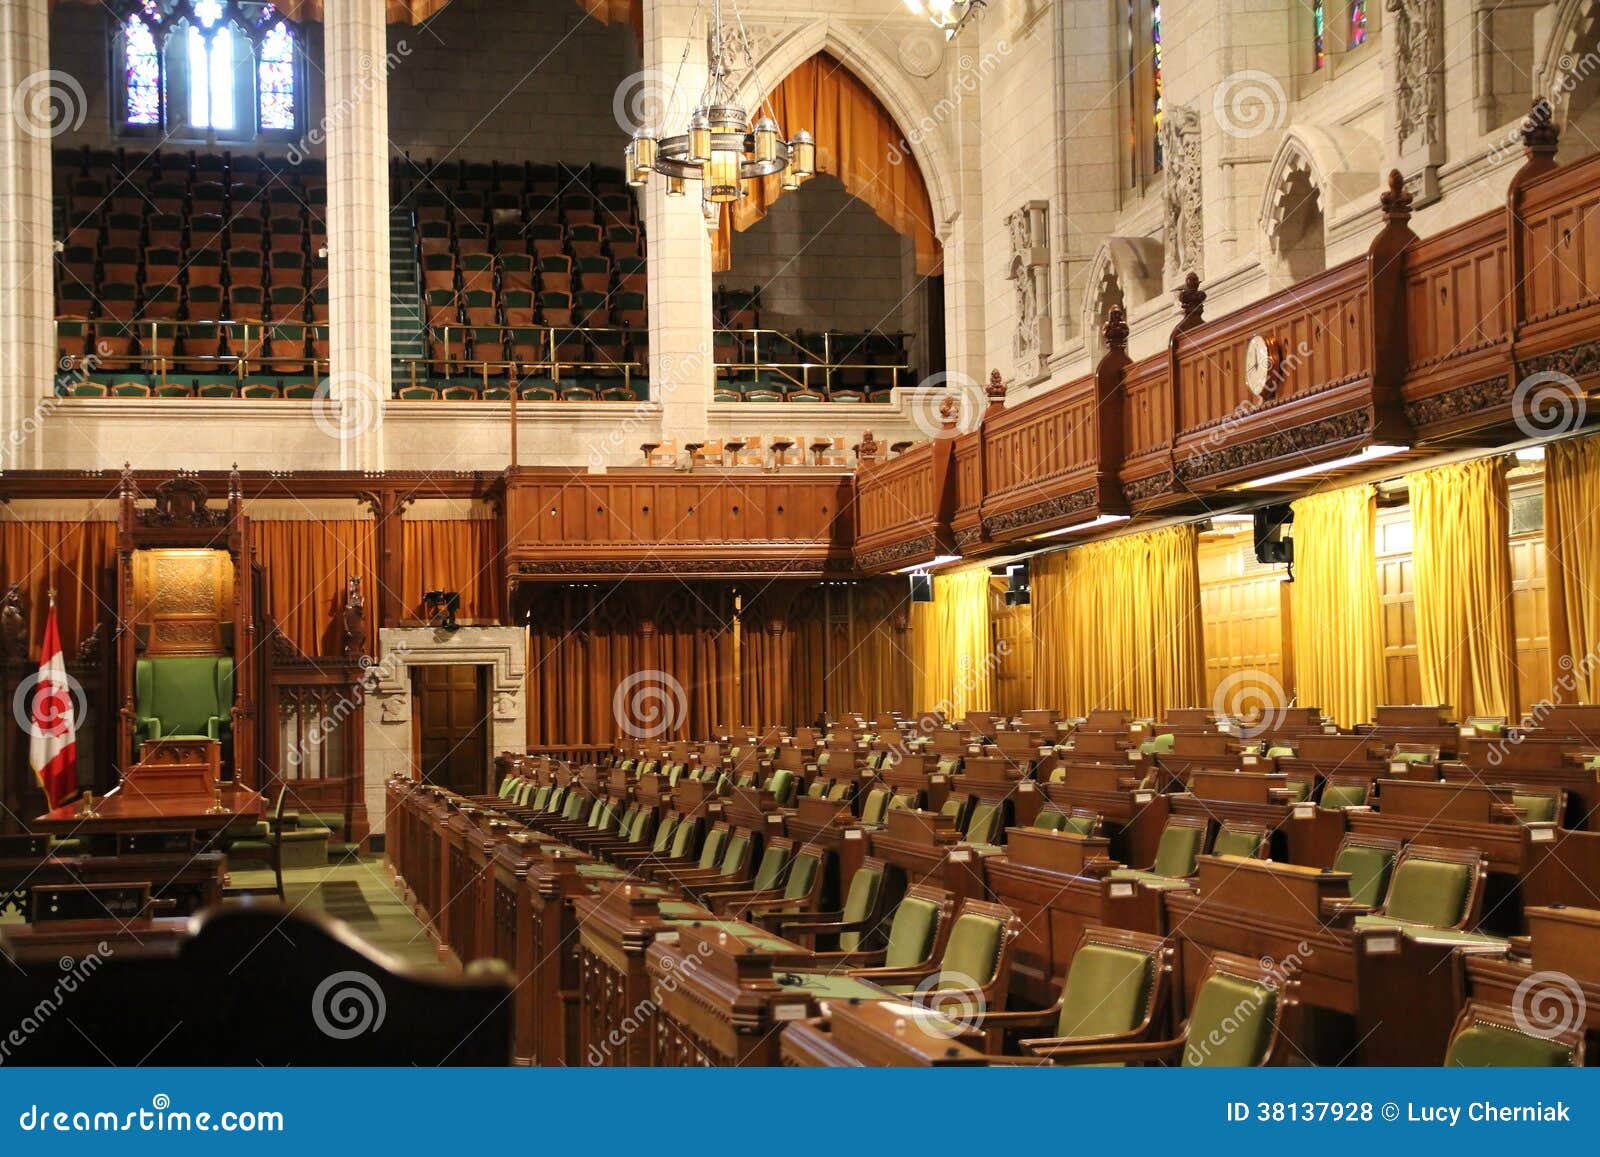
[134,655,234,743]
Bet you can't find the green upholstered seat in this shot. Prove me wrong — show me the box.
[717,832,751,877]
[1391,750,1434,765]
[825,781,849,802]
[966,802,1003,845]
[1321,782,1368,809]
[781,852,821,902]
[695,828,727,870]
[1212,827,1263,858]
[939,797,964,819]
[1512,792,1558,824]
[651,813,678,852]
[668,819,698,858]
[1265,745,1295,758]
[1057,943,1154,1039]
[560,793,585,820]
[890,793,914,810]
[860,788,891,825]
[530,785,550,809]
[768,769,795,804]
[1063,812,1098,836]
[838,866,883,952]
[883,895,941,968]
[516,781,537,806]
[1279,780,1312,803]
[1033,811,1068,832]
[627,809,654,844]
[750,845,788,892]
[134,656,234,741]
[1148,823,1204,879]
[1332,843,1396,909]
[1383,857,1471,929]
[1139,733,1176,755]
[498,776,521,798]
[1446,1022,1576,1067]
[1182,973,1277,1066]
[936,758,960,777]
[935,912,1003,990]
[806,780,827,798]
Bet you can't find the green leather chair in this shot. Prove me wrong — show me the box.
[1212,821,1269,859]
[980,927,1174,1056]
[1030,951,1293,1067]
[1320,777,1372,809]
[850,897,1017,1011]
[134,655,234,742]
[776,858,891,953]
[1348,843,1485,932]
[1109,817,1208,885]
[1330,835,1400,909]
[1445,1001,1582,1066]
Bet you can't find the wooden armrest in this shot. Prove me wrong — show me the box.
[1319,898,1372,929]
[969,1002,1063,1031]
[1022,1035,1186,1066]
[775,948,887,968]
[847,963,937,984]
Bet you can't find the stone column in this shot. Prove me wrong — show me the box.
[0,0,57,471]
[640,0,714,451]
[324,0,392,471]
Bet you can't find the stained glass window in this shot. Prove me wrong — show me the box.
[1313,0,1326,69]
[1151,0,1164,171]
[123,15,161,126]
[258,21,295,130]
[117,2,298,138]
[1349,0,1368,48]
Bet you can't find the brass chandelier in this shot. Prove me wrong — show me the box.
[625,0,814,204]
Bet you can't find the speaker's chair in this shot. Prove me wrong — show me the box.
[134,656,234,742]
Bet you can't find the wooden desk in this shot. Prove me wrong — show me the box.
[644,920,834,1066]
[572,886,712,1066]
[1042,780,1169,868]
[0,849,225,917]
[1353,924,1509,1065]
[0,915,190,963]
[1164,855,1358,1056]
[33,783,263,838]
[984,828,1118,1004]
[781,998,992,1066]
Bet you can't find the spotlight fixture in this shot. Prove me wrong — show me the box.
[423,590,461,632]
[904,0,987,39]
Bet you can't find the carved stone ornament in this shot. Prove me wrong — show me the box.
[1006,201,1052,378]
[1387,0,1442,154]
[1160,103,1203,284]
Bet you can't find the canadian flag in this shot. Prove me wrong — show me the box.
[29,597,78,809]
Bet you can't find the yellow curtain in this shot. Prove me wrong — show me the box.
[402,520,501,623]
[1032,525,1205,718]
[56,0,455,21]
[714,53,942,277]
[0,519,116,655]
[253,520,377,658]
[910,567,993,718]
[1410,457,1518,718]
[1290,485,1386,727]
[1546,434,1600,702]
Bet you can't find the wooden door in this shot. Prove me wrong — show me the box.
[417,664,488,794]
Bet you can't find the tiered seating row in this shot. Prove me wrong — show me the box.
[386,701,1600,1067]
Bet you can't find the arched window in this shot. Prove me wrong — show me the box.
[1127,0,1164,186]
[115,1,300,141]
[1348,0,1369,49]
[1313,0,1326,70]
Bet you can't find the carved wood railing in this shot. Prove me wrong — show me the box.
[852,110,1600,572]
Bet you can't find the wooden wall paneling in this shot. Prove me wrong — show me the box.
[1375,505,1422,704]
[1197,533,1287,704]
[988,575,1035,714]
[1508,480,1552,716]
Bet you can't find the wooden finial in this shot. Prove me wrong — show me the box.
[1103,304,1129,352]
[1520,97,1559,158]
[1379,169,1413,222]
[986,369,1006,404]
[1176,272,1206,322]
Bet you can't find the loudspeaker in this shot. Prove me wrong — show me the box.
[909,573,933,603]
[1253,504,1294,566]
[1004,562,1030,606]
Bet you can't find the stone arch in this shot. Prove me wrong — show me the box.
[1535,0,1600,157]
[1259,135,1326,288]
[1080,237,1162,359]
[731,19,960,232]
